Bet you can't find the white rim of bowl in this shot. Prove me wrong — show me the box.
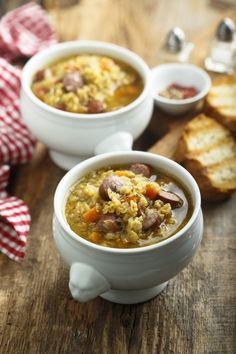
[21,40,151,121]
[152,63,211,105]
[54,151,201,255]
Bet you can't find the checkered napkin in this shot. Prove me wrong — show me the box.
[0,2,57,261]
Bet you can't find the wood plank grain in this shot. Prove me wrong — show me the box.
[148,119,188,158]
[0,1,236,354]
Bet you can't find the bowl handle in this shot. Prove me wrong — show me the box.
[69,262,110,302]
[94,131,133,155]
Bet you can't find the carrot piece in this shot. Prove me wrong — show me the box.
[100,58,114,71]
[115,85,139,98]
[125,195,137,204]
[126,85,140,95]
[115,87,126,97]
[145,184,159,200]
[83,207,100,223]
[115,170,128,176]
[89,231,103,243]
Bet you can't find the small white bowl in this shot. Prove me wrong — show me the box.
[53,151,203,304]
[20,41,154,170]
[152,63,211,115]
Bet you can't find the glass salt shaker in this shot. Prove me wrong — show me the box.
[205,18,236,74]
[158,27,194,63]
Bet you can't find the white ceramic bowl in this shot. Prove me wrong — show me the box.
[53,151,203,304]
[20,40,154,170]
[152,63,211,115]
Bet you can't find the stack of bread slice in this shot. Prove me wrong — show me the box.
[175,114,236,201]
[205,75,236,135]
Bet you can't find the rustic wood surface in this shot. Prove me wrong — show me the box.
[1,1,236,354]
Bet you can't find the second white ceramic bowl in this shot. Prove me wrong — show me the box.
[20,41,154,170]
[152,63,211,115]
[53,151,203,304]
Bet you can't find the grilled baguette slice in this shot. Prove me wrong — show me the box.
[205,75,236,134]
[175,114,236,201]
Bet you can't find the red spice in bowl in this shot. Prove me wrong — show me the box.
[159,83,199,100]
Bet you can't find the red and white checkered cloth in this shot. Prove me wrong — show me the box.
[0,2,57,261]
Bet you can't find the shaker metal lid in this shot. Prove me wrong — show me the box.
[216,18,235,42]
[165,27,185,53]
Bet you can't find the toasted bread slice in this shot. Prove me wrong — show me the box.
[175,114,236,201]
[205,75,236,134]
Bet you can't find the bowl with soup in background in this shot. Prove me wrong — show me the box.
[20,41,153,170]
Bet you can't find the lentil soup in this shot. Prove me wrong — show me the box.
[65,163,193,248]
[31,54,143,114]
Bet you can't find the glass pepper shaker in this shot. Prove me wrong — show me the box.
[205,18,236,74]
[158,27,194,64]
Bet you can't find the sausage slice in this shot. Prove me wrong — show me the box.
[97,214,121,233]
[142,208,161,230]
[87,99,104,113]
[63,72,84,92]
[157,190,183,209]
[34,68,52,82]
[130,163,152,178]
[99,175,125,200]
[55,102,66,111]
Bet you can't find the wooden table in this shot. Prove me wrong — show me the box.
[1,1,236,353]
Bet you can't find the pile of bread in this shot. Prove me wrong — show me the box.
[175,75,236,201]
